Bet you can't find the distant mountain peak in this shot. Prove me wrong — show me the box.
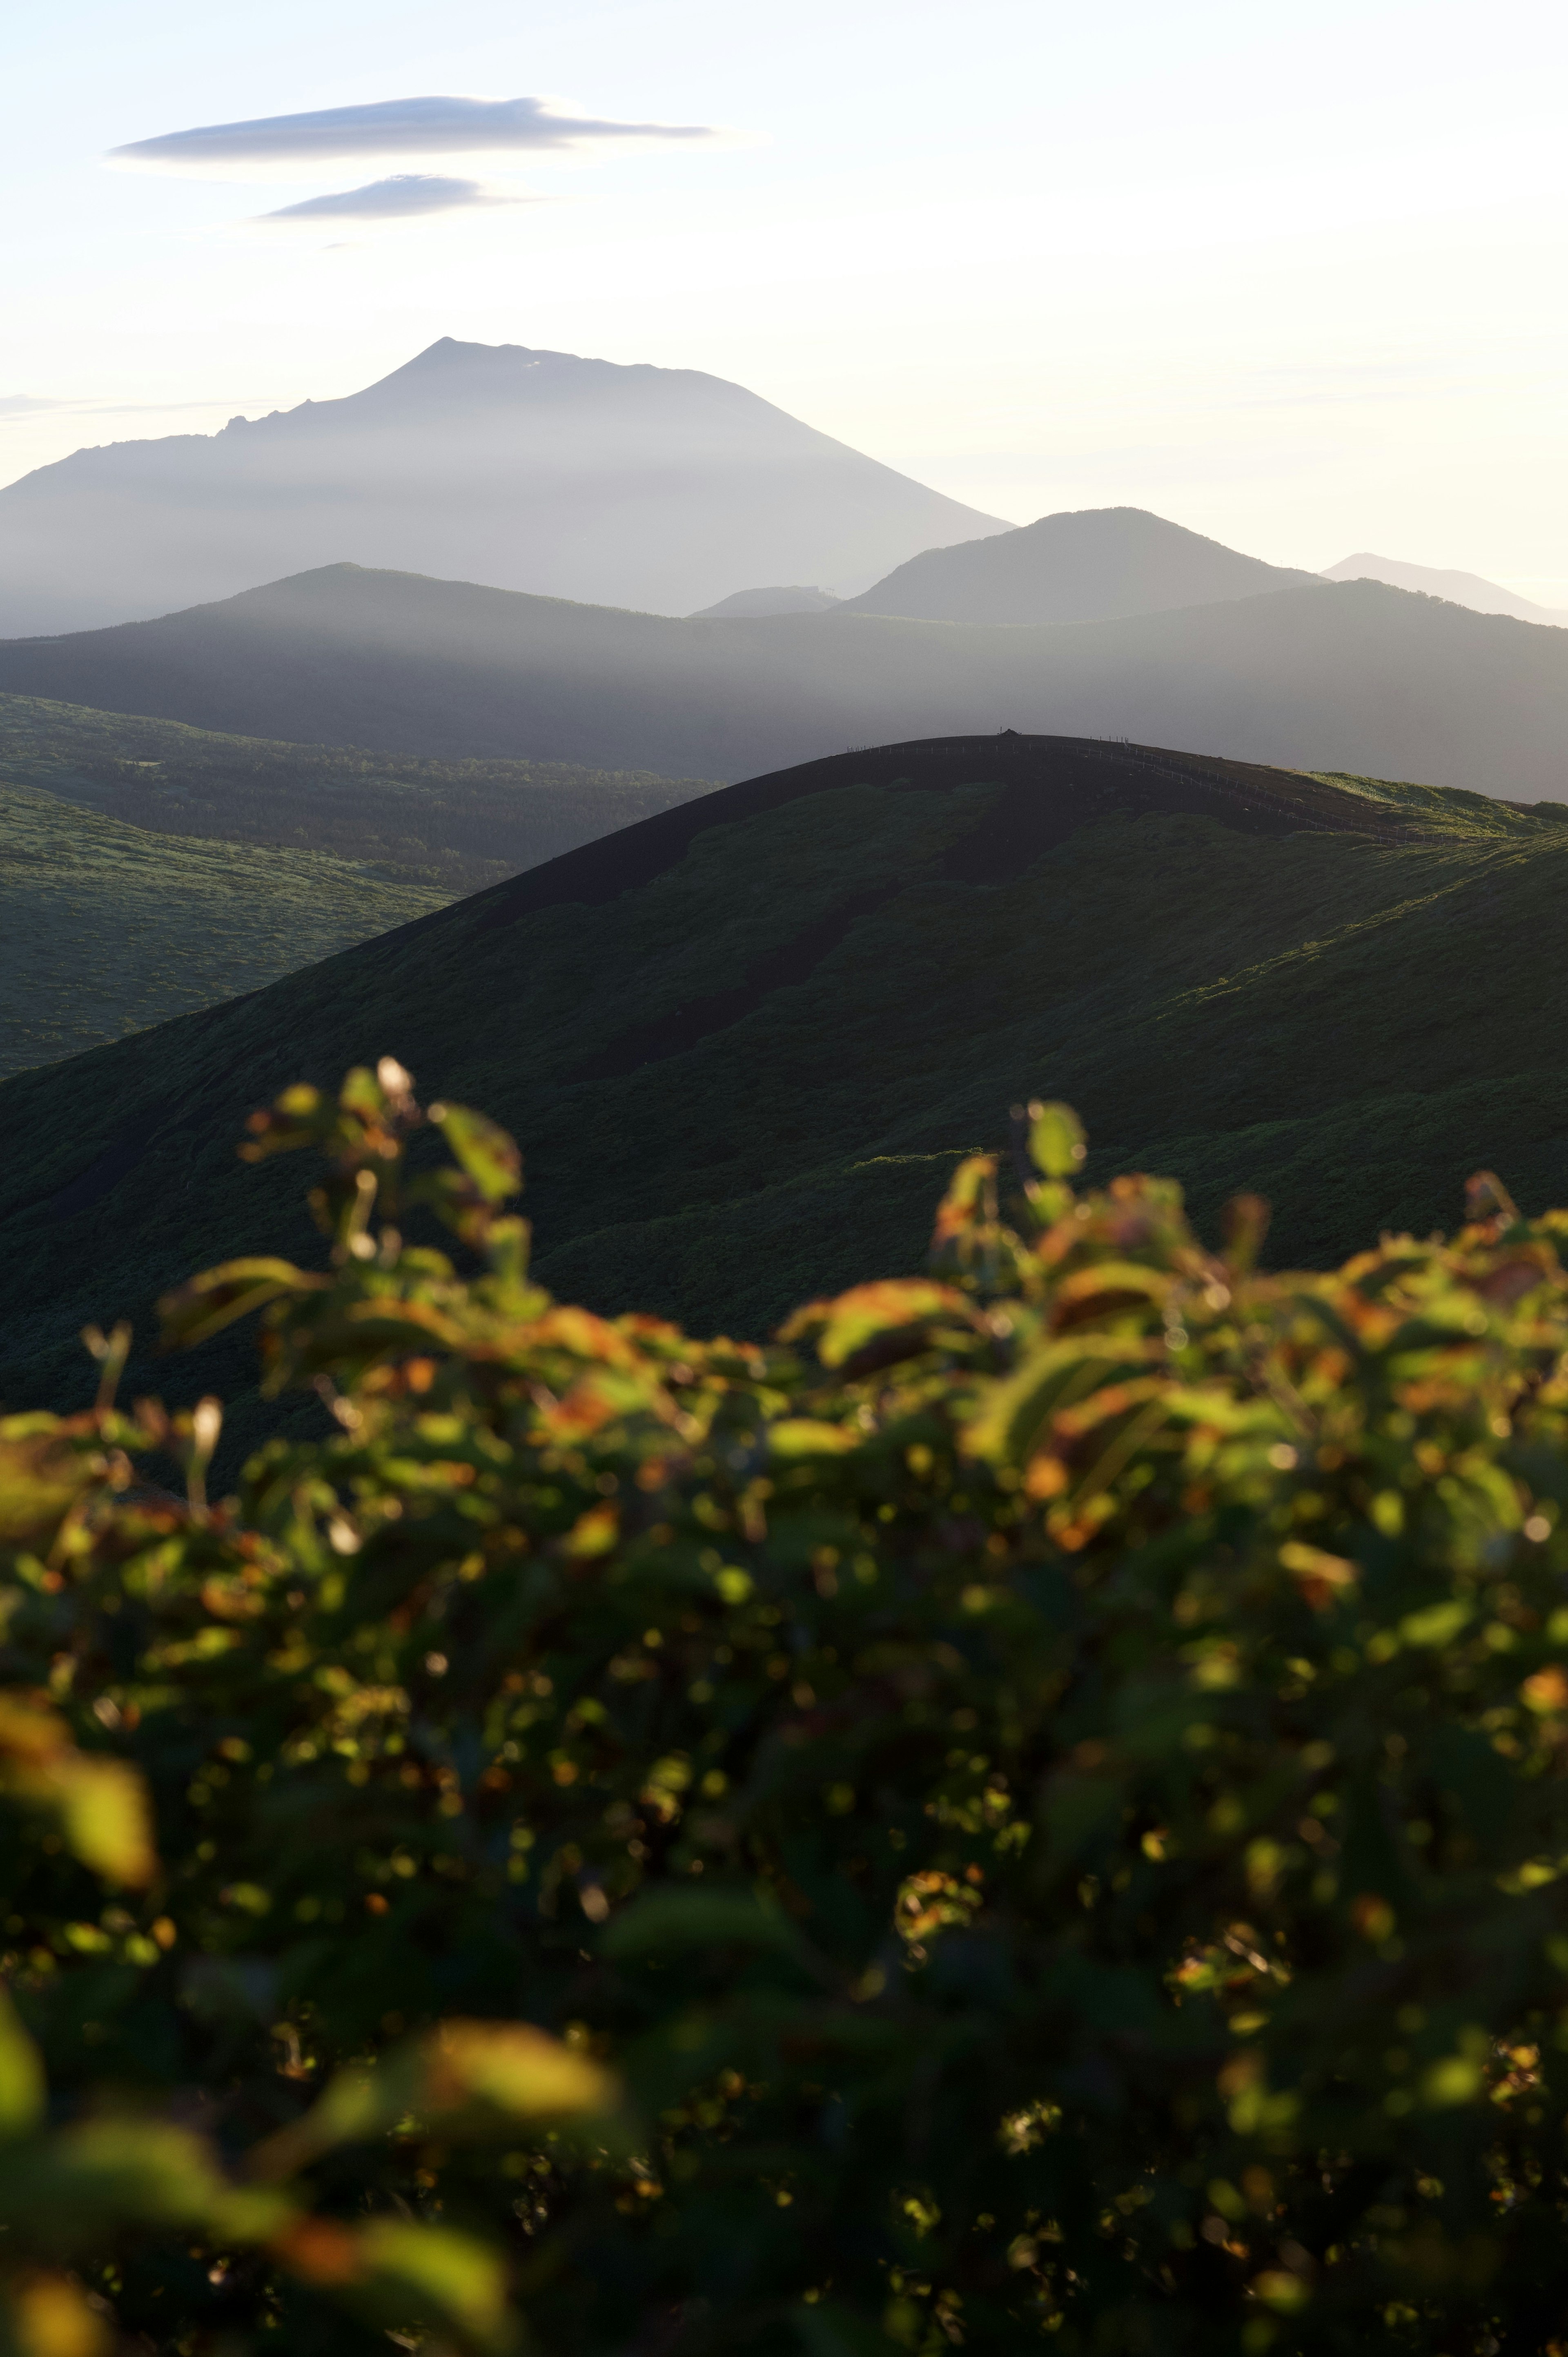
[842,505,1313,629]
[0,341,1008,636]
[1321,551,1568,628]
[690,584,843,619]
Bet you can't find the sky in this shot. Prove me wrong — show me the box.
[5,0,1566,598]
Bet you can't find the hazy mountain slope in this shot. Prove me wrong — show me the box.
[690,586,842,618]
[0,774,442,1078]
[4,731,1568,1476]
[0,338,1007,634]
[842,506,1314,624]
[1322,551,1568,626]
[4,563,1568,798]
[0,692,716,896]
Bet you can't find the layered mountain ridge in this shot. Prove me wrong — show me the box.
[3,558,1566,798]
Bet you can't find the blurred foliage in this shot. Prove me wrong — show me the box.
[4,1063,1568,2352]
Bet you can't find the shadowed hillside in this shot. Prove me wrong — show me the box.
[6,730,1568,1475]
[2,563,1567,797]
[0,337,1006,634]
[842,506,1313,624]
[0,691,716,895]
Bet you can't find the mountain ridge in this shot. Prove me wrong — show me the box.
[843,505,1315,625]
[1321,550,1568,627]
[690,585,842,619]
[2,561,1566,799]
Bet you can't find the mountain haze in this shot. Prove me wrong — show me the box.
[1322,551,1568,627]
[0,339,1007,635]
[844,506,1313,624]
[4,562,1567,798]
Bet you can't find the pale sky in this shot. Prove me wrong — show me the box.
[6,0,1566,598]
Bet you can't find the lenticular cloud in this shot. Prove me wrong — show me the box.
[111,94,713,172]
[257,174,506,222]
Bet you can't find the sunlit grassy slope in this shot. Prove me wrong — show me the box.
[5,732,1568,1471]
[0,776,444,1079]
[0,692,717,896]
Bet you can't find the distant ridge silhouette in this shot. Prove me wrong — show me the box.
[3,558,1565,799]
[843,506,1313,626]
[690,585,842,619]
[1321,551,1568,628]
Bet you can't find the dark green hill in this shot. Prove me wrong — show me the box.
[2,562,1566,798]
[6,731,1568,1477]
[842,505,1313,624]
[0,691,716,896]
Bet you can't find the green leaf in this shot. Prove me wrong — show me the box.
[0,1987,44,2138]
[0,1699,156,1886]
[253,2020,616,2180]
[1027,1100,1087,1180]
[158,1256,328,1348]
[55,1758,156,1889]
[355,2219,517,2355]
[781,1280,973,1369]
[0,2120,236,2242]
[429,1104,521,1205]
[768,1419,862,1459]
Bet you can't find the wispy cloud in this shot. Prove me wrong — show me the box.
[255,173,513,222]
[0,396,66,419]
[110,94,714,174]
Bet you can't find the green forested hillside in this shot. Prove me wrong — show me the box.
[4,732,1568,1468]
[0,691,717,894]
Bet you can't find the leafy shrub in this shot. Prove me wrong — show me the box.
[2,1064,1568,2355]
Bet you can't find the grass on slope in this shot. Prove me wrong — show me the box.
[1310,768,1568,838]
[5,734,1568,1480]
[0,774,443,1079]
[0,691,718,896]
